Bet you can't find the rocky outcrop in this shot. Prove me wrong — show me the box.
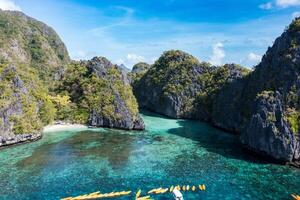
[133,18,300,162]
[0,133,42,147]
[133,50,249,120]
[0,10,145,149]
[117,64,131,85]
[241,91,299,161]
[88,107,145,130]
[0,65,27,136]
[133,50,211,119]
[132,62,151,74]
[87,57,144,130]
[212,19,300,162]
[129,62,151,85]
[0,65,47,147]
[58,57,145,130]
[0,10,70,147]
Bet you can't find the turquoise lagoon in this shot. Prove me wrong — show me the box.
[0,111,299,200]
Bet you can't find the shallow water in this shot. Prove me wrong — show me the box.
[0,111,299,200]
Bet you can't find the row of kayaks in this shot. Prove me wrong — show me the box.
[61,191,131,200]
[292,194,300,200]
[171,184,206,192]
[61,184,206,200]
[147,184,206,194]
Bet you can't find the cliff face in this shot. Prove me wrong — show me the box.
[0,64,53,147]
[0,10,70,84]
[133,50,249,120]
[134,50,210,118]
[133,19,300,162]
[58,57,144,130]
[0,10,69,146]
[214,19,300,162]
[241,91,299,161]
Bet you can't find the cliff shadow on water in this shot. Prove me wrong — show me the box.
[165,117,271,165]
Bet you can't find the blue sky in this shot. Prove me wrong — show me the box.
[1,0,300,68]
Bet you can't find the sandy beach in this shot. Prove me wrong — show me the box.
[43,124,88,133]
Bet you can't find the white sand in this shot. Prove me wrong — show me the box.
[43,124,88,132]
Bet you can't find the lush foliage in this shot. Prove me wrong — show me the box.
[0,10,70,86]
[288,17,300,33]
[130,62,151,84]
[56,61,139,123]
[196,64,250,111]
[285,108,300,135]
[141,50,202,95]
[0,63,56,134]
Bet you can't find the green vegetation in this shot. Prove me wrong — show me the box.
[285,109,300,134]
[196,64,250,112]
[143,50,202,95]
[130,62,151,84]
[28,34,45,63]
[0,63,56,134]
[288,17,300,33]
[0,10,70,86]
[56,61,139,124]
[134,50,250,118]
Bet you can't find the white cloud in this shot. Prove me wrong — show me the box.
[276,0,300,7]
[209,42,225,66]
[115,53,146,68]
[292,11,300,18]
[259,0,300,9]
[259,2,273,9]
[77,50,87,58]
[247,52,262,62]
[72,50,99,61]
[0,0,21,11]
[127,54,145,63]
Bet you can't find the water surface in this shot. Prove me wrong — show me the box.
[0,111,299,200]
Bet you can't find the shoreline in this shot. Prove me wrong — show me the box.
[0,133,42,149]
[43,123,88,133]
[0,123,88,149]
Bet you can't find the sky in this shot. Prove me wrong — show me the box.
[1,0,300,68]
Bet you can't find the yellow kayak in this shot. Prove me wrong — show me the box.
[137,196,153,200]
[192,186,196,191]
[136,189,142,198]
[292,194,300,200]
[199,185,203,191]
[169,186,174,192]
[148,187,162,194]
